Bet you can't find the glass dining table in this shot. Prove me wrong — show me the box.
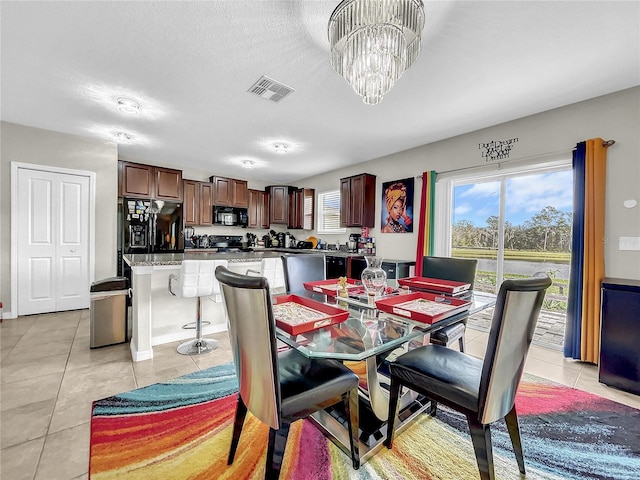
[275,288,497,463]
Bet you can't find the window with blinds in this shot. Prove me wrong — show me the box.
[317,190,345,233]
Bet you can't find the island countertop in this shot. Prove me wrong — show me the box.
[123,250,284,267]
[122,248,368,267]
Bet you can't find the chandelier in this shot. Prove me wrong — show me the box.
[328,0,425,105]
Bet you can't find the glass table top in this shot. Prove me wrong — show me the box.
[275,289,496,361]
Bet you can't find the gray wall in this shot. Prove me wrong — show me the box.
[1,122,118,316]
[300,87,640,281]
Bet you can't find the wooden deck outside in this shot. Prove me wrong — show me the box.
[468,307,567,351]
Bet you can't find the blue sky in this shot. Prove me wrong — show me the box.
[453,170,573,227]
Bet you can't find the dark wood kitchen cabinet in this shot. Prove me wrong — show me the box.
[183,180,213,226]
[199,182,213,224]
[183,180,198,225]
[120,161,153,198]
[268,185,291,225]
[340,173,376,227]
[154,167,183,200]
[262,190,270,228]
[248,189,268,228]
[210,176,249,208]
[288,188,315,230]
[119,161,182,200]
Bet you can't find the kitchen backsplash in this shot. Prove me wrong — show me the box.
[185,224,362,251]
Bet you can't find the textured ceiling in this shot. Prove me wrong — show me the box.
[2,1,639,184]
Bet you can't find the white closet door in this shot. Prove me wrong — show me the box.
[17,168,90,315]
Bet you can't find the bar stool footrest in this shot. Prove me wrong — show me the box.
[182,321,212,330]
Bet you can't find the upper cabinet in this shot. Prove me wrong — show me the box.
[268,185,291,225]
[210,176,249,208]
[340,173,376,227]
[248,189,269,229]
[288,188,315,230]
[200,182,214,224]
[155,167,183,200]
[262,190,270,228]
[267,185,314,228]
[120,162,153,198]
[183,180,213,226]
[119,161,182,200]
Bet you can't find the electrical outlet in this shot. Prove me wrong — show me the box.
[619,236,640,251]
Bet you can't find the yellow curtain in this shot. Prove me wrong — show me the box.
[581,138,607,363]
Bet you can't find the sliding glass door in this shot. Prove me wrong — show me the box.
[435,160,572,348]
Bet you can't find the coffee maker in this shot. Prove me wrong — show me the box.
[347,233,359,252]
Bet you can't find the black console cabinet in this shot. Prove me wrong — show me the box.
[599,278,640,395]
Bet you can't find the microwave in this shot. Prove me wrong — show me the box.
[213,206,248,227]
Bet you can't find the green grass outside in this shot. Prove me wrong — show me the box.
[451,248,570,312]
[453,248,570,264]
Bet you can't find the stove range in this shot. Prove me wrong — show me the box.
[207,235,253,253]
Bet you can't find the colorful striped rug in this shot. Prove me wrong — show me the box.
[90,363,640,480]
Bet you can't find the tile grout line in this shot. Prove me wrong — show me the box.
[35,311,84,480]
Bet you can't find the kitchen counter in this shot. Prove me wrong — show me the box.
[123,249,369,362]
[125,250,283,266]
[125,251,292,361]
[268,248,366,258]
[130,249,366,265]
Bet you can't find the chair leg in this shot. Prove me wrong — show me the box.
[384,375,401,449]
[227,396,248,465]
[344,388,360,469]
[505,405,526,474]
[467,415,495,480]
[458,333,466,352]
[265,422,291,480]
[428,399,438,416]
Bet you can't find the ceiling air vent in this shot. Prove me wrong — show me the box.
[248,75,294,103]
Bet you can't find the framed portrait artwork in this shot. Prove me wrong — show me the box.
[381,177,414,233]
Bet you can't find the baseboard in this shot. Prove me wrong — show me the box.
[151,323,228,347]
[130,341,154,362]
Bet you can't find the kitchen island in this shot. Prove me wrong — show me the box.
[125,250,284,361]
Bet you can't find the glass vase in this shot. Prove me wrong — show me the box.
[361,256,387,296]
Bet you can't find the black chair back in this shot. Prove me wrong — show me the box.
[479,275,552,423]
[421,256,478,288]
[215,266,281,430]
[281,253,326,293]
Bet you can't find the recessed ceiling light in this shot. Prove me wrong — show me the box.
[112,131,133,143]
[273,143,289,154]
[116,97,140,114]
[240,159,256,168]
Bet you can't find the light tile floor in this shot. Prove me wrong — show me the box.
[1,309,639,480]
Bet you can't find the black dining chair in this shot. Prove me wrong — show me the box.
[281,253,326,294]
[214,266,360,479]
[422,256,478,352]
[385,275,552,480]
